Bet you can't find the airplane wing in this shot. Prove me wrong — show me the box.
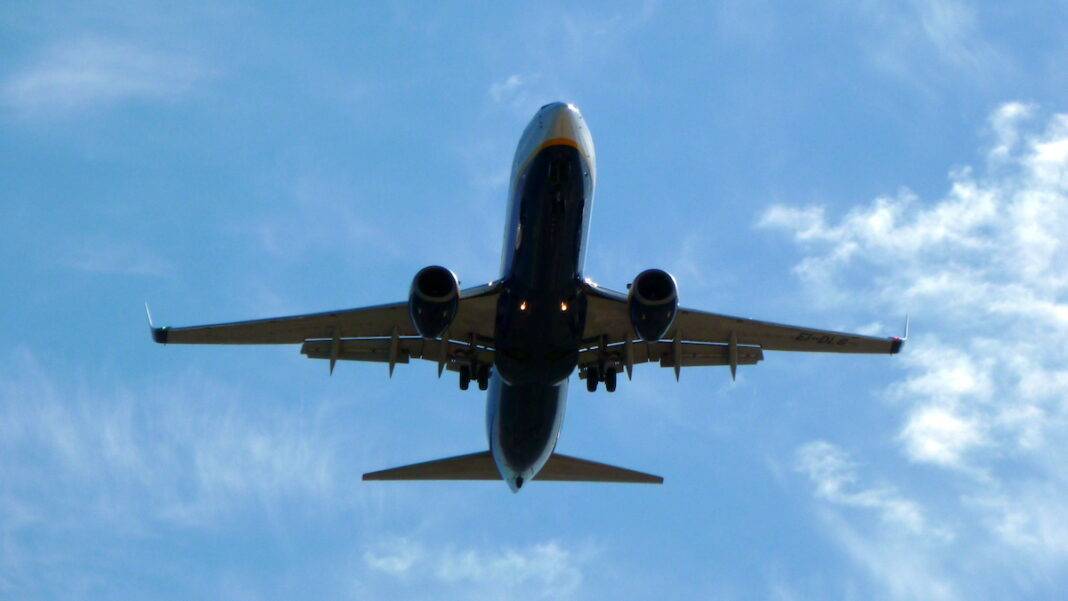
[579,279,902,377]
[151,281,502,371]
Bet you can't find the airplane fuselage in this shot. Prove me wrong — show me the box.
[487,103,597,491]
[147,101,904,491]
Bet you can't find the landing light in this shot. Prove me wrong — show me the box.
[560,301,568,312]
[519,300,528,311]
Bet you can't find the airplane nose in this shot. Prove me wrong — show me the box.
[541,102,578,122]
[540,103,583,145]
[512,101,595,184]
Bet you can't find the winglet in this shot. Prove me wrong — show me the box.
[146,302,168,344]
[890,314,909,354]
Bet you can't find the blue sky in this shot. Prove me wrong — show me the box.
[3,1,1068,599]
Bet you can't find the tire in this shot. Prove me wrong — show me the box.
[586,367,599,392]
[605,368,617,393]
[477,364,490,391]
[459,365,471,391]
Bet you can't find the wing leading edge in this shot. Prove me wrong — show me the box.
[579,279,903,377]
[150,282,502,374]
[152,281,500,345]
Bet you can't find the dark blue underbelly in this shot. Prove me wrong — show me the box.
[494,145,590,386]
[491,380,568,473]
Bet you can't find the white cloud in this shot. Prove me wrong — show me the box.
[761,103,1068,469]
[2,36,205,117]
[489,74,526,104]
[359,539,591,601]
[796,441,931,535]
[487,72,562,116]
[899,403,983,467]
[796,442,958,600]
[435,541,583,592]
[988,102,1034,162]
[822,511,959,601]
[914,0,983,69]
[363,538,425,576]
[0,347,389,595]
[63,239,172,276]
[0,350,343,531]
[237,169,404,275]
[849,0,1007,92]
[768,103,1068,593]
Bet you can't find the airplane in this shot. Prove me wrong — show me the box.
[149,102,904,492]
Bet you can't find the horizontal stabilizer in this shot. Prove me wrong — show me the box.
[363,451,499,480]
[363,451,662,484]
[539,453,663,483]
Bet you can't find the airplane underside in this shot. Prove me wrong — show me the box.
[149,102,903,492]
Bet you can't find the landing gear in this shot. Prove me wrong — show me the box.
[459,365,471,391]
[604,368,617,393]
[585,364,618,393]
[460,364,490,391]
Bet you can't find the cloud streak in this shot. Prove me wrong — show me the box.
[0,349,358,594]
[850,0,1008,92]
[2,36,206,117]
[359,538,593,601]
[796,440,932,535]
[63,238,173,276]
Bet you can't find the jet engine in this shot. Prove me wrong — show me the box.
[409,265,460,339]
[628,269,678,341]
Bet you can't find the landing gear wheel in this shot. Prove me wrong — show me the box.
[477,364,490,391]
[459,365,471,391]
[586,366,599,392]
[605,368,617,393]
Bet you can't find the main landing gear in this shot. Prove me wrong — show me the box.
[459,363,491,391]
[584,364,618,393]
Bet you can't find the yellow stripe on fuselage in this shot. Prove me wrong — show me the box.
[537,137,581,152]
[515,137,583,181]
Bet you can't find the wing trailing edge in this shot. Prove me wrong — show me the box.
[363,451,662,484]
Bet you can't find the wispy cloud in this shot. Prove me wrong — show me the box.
[63,238,172,276]
[820,511,960,601]
[851,0,1008,91]
[359,538,593,600]
[484,3,657,117]
[0,348,354,593]
[363,537,425,576]
[487,72,569,118]
[2,36,206,117]
[242,171,403,264]
[767,103,1068,593]
[1,351,344,524]
[489,74,528,105]
[796,441,959,600]
[796,440,933,535]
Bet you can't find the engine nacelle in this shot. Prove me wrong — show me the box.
[409,265,460,339]
[628,269,679,341]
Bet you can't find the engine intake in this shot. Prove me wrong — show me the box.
[409,265,459,339]
[628,269,678,341]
